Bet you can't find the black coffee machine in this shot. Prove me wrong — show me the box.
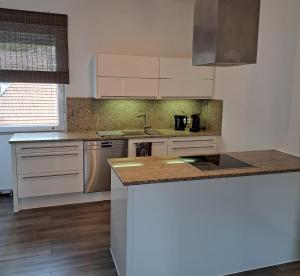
[190,114,201,132]
[174,115,188,131]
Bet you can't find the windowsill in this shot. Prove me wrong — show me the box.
[0,127,66,135]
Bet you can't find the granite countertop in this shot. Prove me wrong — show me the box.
[9,129,219,143]
[108,150,300,186]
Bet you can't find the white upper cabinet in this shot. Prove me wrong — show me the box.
[159,57,214,99]
[94,55,215,99]
[96,54,159,98]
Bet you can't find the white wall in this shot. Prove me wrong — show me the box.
[0,0,299,181]
[215,0,300,156]
[0,134,12,190]
[0,0,194,98]
[282,19,300,156]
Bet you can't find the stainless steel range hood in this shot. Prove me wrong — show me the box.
[192,0,261,66]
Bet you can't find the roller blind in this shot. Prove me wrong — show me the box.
[0,8,69,84]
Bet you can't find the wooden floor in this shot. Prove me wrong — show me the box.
[0,195,117,276]
[1,195,300,276]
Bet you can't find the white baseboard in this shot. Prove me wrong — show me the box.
[17,191,110,211]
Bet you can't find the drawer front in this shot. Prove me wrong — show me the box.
[16,141,83,154]
[168,145,217,157]
[18,171,83,198]
[168,136,217,148]
[17,151,83,175]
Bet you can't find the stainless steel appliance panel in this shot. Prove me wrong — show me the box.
[84,140,127,193]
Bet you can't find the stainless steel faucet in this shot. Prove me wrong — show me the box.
[137,114,151,130]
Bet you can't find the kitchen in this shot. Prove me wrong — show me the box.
[0,0,300,275]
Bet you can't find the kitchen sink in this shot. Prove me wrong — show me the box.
[121,129,161,136]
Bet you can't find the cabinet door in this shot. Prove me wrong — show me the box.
[151,140,168,156]
[123,78,158,98]
[128,138,168,157]
[98,77,122,97]
[159,79,213,99]
[98,77,158,98]
[98,54,159,78]
[160,57,214,79]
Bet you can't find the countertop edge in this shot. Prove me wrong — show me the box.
[118,168,300,186]
[9,130,221,144]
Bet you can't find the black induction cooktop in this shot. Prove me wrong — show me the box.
[181,154,253,171]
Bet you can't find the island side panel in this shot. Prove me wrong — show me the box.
[129,172,300,276]
[111,169,132,276]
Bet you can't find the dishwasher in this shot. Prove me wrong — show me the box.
[84,140,128,192]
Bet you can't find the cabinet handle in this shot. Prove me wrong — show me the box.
[173,139,215,143]
[161,96,211,99]
[172,146,215,150]
[22,172,80,180]
[21,153,79,159]
[21,145,79,150]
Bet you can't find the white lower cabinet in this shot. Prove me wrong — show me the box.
[128,136,219,157]
[15,141,84,199]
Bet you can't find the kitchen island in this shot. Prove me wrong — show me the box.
[108,150,300,276]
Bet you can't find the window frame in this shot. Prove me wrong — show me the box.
[0,84,66,133]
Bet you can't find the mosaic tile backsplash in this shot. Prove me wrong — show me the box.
[67,98,223,134]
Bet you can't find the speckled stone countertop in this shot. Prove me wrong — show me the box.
[108,150,300,186]
[9,129,219,143]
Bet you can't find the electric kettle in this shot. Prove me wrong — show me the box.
[174,115,188,131]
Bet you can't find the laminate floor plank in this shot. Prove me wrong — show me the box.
[5,272,51,276]
[0,240,51,262]
[51,236,110,256]
[0,251,114,275]
[228,266,282,276]
[51,265,118,276]
[0,198,114,276]
[1,197,300,276]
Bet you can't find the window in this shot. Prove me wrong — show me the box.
[0,82,65,132]
[0,8,69,132]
